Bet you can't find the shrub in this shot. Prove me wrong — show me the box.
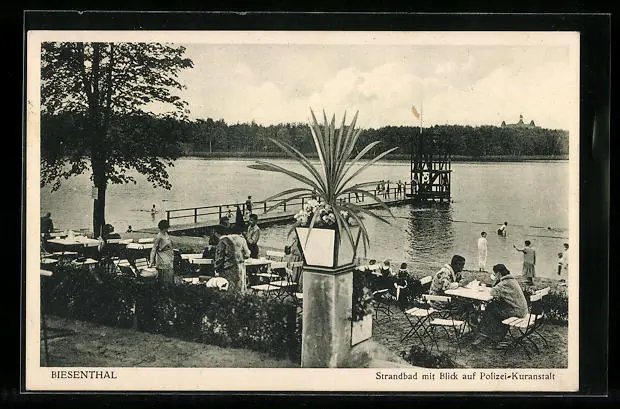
[523,287,568,324]
[400,345,458,368]
[42,263,300,361]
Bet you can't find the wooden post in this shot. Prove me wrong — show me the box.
[264,201,267,213]
[301,197,305,209]
[194,208,198,224]
[348,192,351,202]
[218,206,222,221]
[283,201,287,212]
[166,211,170,223]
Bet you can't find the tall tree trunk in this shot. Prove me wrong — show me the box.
[91,158,107,238]
[93,184,107,238]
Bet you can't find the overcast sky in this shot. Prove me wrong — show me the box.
[176,42,576,130]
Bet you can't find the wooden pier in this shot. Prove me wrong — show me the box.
[142,184,413,236]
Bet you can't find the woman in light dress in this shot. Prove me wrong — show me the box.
[150,219,175,284]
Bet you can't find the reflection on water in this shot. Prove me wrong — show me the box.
[406,204,454,254]
[260,200,567,280]
[404,203,454,274]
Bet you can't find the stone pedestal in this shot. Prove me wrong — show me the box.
[301,264,354,368]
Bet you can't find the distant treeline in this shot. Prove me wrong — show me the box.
[185,152,569,162]
[42,114,569,160]
[184,118,569,158]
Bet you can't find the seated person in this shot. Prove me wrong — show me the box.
[373,260,395,292]
[99,224,122,256]
[202,244,216,259]
[198,239,217,277]
[472,264,529,347]
[395,262,409,300]
[428,254,468,313]
[379,260,392,276]
[283,245,302,288]
[282,245,295,263]
[102,224,122,241]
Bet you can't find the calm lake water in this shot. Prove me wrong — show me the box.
[41,158,570,279]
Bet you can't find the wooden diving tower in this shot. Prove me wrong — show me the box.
[409,128,451,202]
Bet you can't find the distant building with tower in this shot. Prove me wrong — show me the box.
[501,114,538,128]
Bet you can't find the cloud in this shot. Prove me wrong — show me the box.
[425,60,576,128]
[177,44,575,130]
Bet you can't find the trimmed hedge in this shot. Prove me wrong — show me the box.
[42,262,300,361]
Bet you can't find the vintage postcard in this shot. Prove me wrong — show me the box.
[26,29,580,392]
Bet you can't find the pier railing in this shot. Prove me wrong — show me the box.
[165,182,410,226]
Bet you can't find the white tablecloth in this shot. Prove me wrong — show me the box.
[47,238,100,247]
[126,243,154,250]
[244,258,272,267]
[445,286,493,302]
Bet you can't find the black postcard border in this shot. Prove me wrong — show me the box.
[9,10,612,405]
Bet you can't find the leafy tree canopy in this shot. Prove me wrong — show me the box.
[40,42,193,235]
[40,42,193,191]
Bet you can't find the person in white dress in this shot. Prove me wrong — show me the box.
[477,231,488,272]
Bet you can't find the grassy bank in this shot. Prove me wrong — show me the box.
[183,151,568,162]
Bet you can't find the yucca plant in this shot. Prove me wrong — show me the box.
[249,109,398,258]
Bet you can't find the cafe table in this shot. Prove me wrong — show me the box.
[125,242,154,260]
[71,258,99,269]
[189,258,213,265]
[126,242,154,250]
[445,285,493,302]
[47,237,100,249]
[47,237,100,258]
[243,258,273,286]
[181,253,203,260]
[445,284,493,333]
[106,238,133,245]
[40,257,59,268]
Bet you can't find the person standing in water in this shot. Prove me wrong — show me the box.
[497,222,508,237]
[477,231,488,272]
[514,240,536,285]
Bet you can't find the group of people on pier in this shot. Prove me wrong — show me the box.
[375,180,407,198]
